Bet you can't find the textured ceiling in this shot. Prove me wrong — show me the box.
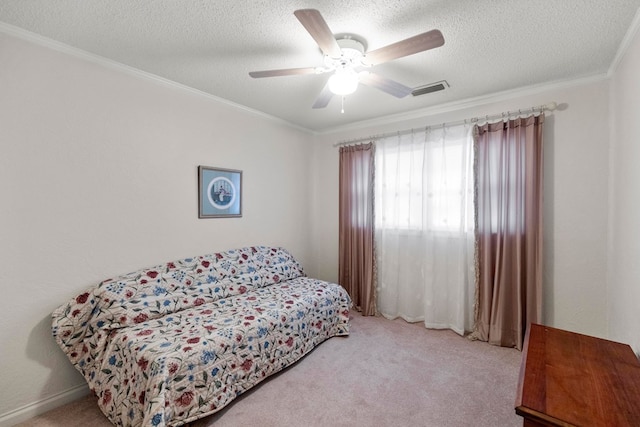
[1,0,639,132]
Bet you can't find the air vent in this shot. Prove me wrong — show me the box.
[412,80,449,97]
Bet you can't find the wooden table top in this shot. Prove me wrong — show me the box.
[515,323,640,426]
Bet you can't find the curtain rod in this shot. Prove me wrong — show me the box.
[333,101,558,148]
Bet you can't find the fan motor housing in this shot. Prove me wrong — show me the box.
[324,37,367,69]
[336,37,365,54]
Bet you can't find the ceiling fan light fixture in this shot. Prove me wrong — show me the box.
[249,10,445,111]
[328,67,359,95]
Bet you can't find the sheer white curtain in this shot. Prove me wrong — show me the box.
[375,124,475,335]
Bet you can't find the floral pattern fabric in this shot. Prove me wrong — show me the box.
[52,246,351,426]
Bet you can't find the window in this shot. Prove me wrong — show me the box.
[375,129,473,233]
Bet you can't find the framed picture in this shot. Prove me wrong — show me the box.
[198,166,242,218]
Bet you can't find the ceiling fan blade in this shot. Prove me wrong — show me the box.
[312,81,334,109]
[249,67,318,78]
[359,72,413,98]
[294,9,342,58]
[363,29,445,66]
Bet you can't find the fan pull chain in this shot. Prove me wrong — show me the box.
[341,96,345,114]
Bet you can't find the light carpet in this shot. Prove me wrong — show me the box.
[17,312,523,426]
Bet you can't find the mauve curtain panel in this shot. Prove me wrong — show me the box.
[339,143,376,316]
[472,114,544,350]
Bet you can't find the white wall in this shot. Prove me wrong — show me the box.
[311,79,612,340]
[3,16,640,425]
[0,32,315,423]
[609,25,640,355]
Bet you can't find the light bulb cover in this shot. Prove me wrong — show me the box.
[328,67,359,95]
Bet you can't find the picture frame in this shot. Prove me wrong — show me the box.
[198,166,242,218]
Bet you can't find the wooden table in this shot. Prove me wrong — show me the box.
[515,323,640,426]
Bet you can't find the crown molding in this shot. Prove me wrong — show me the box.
[318,73,609,136]
[0,22,314,135]
[0,19,625,138]
[608,6,640,77]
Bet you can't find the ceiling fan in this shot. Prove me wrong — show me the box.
[249,9,445,111]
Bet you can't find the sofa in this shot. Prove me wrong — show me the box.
[51,246,351,426]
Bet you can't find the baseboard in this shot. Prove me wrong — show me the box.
[0,384,89,427]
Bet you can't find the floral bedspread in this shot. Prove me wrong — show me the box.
[52,246,351,426]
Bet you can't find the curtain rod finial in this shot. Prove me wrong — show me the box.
[545,101,558,111]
